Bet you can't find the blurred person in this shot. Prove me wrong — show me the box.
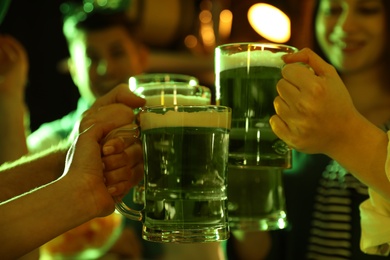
[28,1,232,258]
[27,3,225,259]
[266,0,390,259]
[0,3,144,259]
[0,84,145,259]
[25,5,150,259]
[28,6,148,153]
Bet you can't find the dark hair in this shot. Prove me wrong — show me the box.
[62,2,141,44]
[311,0,390,64]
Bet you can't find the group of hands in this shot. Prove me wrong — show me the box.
[69,47,361,220]
[1,33,364,251]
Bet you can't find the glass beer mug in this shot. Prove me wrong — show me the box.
[215,42,298,231]
[108,106,231,243]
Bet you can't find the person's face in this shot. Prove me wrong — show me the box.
[68,26,148,105]
[315,0,386,74]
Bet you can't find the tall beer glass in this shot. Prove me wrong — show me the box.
[215,42,297,230]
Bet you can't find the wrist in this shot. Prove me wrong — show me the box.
[58,174,99,220]
[324,110,368,158]
[60,165,115,219]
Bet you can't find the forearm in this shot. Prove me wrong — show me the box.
[0,100,29,163]
[0,175,94,258]
[326,114,390,201]
[0,142,69,201]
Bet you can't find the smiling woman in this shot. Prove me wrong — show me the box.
[266,0,390,259]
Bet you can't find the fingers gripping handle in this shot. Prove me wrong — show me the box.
[104,125,144,221]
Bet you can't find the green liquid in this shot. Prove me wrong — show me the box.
[227,165,287,230]
[142,127,229,231]
[218,66,291,168]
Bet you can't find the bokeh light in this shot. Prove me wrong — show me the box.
[247,3,291,43]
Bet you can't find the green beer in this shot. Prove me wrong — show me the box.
[140,106,231,242]
[129,74,211,205]
[227,165,287,230]
[217,64,291,168]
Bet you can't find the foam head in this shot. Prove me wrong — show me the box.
[218,49,287,72]
[140,106,231,130]
[215,43,297,73]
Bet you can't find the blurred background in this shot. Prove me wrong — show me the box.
[0,0,314,132]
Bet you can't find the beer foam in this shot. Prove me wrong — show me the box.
[140,109,231,130]
[218,50,286,72]
[146,95,211,106]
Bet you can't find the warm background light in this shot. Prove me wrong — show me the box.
[219,9,233,40]
[247,3,291,43]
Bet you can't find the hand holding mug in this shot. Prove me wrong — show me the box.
[64,84,145,216]
[270,48,360,155]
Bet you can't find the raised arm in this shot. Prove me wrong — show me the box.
[0,35,29,163]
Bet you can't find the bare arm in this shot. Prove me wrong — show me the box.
[0,173,95,258]
[0,142,68,202]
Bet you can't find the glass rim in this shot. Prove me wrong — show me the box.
[129,73,200,92]
[129,73,199,83]
[216,42,298,52]
[140,105,231,112]
[133,84,211,92]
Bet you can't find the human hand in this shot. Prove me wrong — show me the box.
[90,83,145,199]
[101,124,144,199]
[0,34,29,102]
[270,48,361,155]
[63,84,145,218]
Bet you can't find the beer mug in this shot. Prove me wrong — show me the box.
[129,73,211,106]
[215,42,297,230]
[110,105,231,243]
[129,73,212,203]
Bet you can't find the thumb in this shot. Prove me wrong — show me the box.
[91,84,146,109]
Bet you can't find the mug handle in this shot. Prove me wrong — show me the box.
[133,180,145,204]
[103,125,143,221]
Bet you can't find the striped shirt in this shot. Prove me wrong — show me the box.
[306,160,388,259]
